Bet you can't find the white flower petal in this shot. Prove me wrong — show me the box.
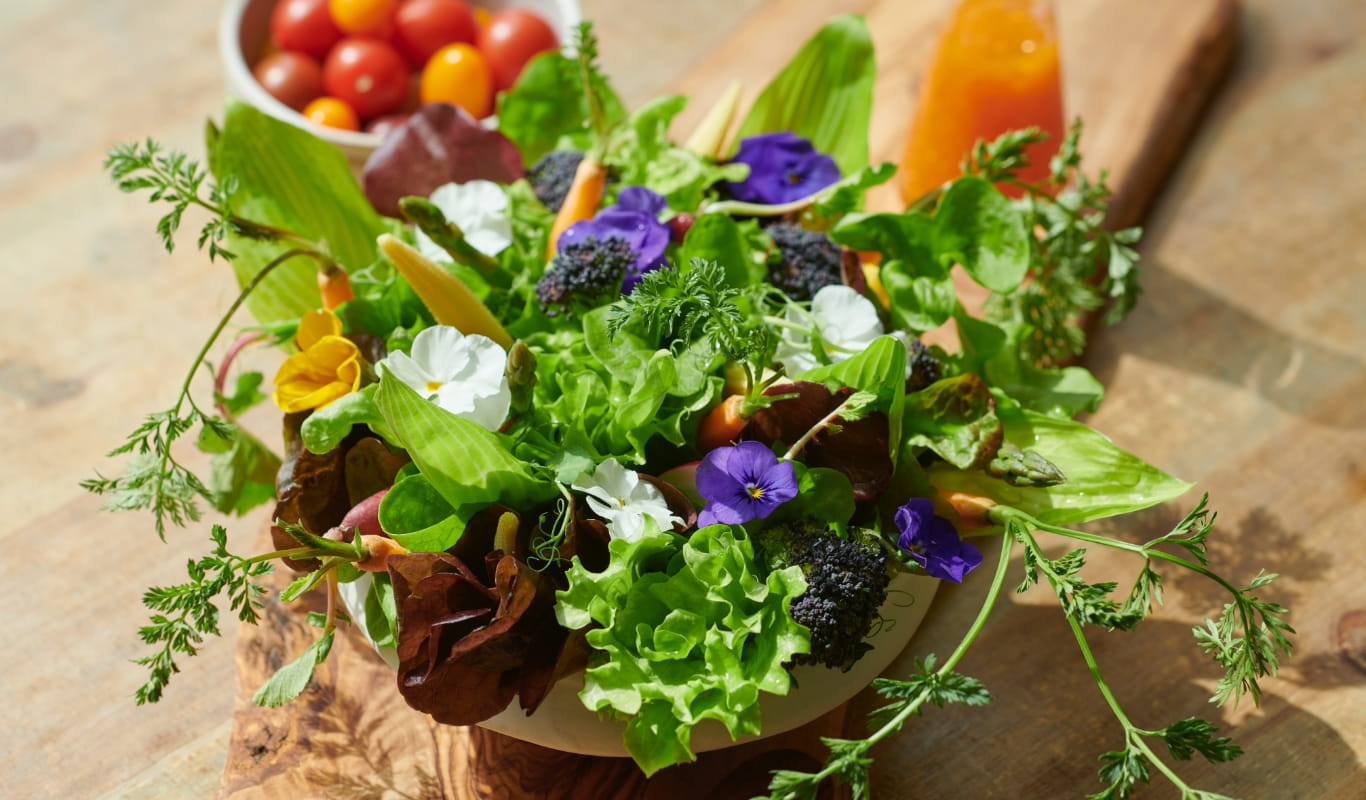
[434,378,510,431]
[379,351,435,397]
[410,326,471,380]
[421,180,513,258]
[571,460,680,542]
[812,285,884,346]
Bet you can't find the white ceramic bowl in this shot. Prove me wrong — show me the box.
[219,0,583,166]
[340,569,939,756]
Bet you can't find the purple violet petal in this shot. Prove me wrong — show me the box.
[894,497,983,583]
[725,132,840,205]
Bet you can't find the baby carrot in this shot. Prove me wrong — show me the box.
[317,263,354,310]
[544,155,608,260]
[938,489,998,529]
[697,394,749,453]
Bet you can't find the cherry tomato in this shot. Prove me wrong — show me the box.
[270,0,342,59]
[393,0,478,67]
[253,51,324,111]
[477,8,559,91]
[328,0,397,36]
[303,96,360,130]
[323,37,409,119]
[420,43,492,118]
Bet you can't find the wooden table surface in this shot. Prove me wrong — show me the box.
[2,1,1364,798]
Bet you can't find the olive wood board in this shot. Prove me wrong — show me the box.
[218,1,1238,797]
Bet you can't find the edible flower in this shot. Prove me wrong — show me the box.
[415,180,513,262]
[272,309,363,413]
[571,458,683,542]
[377,325,511,431]
[775,284,885,375]
[696,441,798,526]
[724,131,840,204]
[894,497,983,583]
[556,186,671,291]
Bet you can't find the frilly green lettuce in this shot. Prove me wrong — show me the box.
[556,525,811,775]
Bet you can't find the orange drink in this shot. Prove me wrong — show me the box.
[898,0,1065,204]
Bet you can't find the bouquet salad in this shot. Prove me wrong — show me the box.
[91,17,1291,799]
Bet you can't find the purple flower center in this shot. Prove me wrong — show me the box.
[556,186,671,291]
[695,441,799,527]
[894,497,982,583]
[724,132,840,205]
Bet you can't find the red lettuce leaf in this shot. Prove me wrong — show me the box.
[363,103,526,218]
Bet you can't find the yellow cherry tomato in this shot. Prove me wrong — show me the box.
[302,96,360,131]
[328,0,397,35]
[420,43,492,118]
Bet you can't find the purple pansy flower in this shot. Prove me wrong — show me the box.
[696,441,799,527]
[894,497,982,583]
[557,186,671,291]
[725,132,841,205]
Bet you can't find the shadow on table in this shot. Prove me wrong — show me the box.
[1085,259,1365,430]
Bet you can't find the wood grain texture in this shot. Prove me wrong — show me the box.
[5,0,1366,798]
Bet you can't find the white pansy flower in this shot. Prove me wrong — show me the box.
[571,458,683,542]
[415,180,513,262]
[379,325,510,431]
[774,285,886,375]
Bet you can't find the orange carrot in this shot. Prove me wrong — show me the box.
[937,489,998,529]
[545,156,608,260]
[356,535,408,572]
[318,263,354,310]
[697,394,749,453]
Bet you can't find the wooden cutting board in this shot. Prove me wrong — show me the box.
[218,1,1238,797]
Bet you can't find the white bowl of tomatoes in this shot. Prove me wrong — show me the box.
[220,0,581,165]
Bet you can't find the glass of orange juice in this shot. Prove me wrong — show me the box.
[898,0,1065,205]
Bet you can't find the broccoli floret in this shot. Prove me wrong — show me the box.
[766,222,843,301]
[754,519,891,671]
[535,235,635,314]
[528,150,584,212]
[906,336,943,392]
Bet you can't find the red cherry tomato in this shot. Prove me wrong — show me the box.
[394,0,478,67]
[252,51,325,111]
[270,0,343,59]
[328,0,397,35]
[323,37,409,120]
[303,96,360,131]
[477,8,559,91]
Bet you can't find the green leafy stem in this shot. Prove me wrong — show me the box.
[763,497,1293,800]
[83,247,327,539]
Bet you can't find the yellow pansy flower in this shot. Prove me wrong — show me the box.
[272,309,363,413]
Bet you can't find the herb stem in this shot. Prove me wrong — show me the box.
[791,537,1014,795]
[781,392,857,461]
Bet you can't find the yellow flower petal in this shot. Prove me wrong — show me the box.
[296,309,342,350]
[272,331,364,412]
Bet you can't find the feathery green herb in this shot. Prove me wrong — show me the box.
[959,123,1143,366]
[133,525,272,704]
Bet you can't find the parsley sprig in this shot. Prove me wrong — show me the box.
[764,498,1292,800]
[134,525,273,704]
[104,139,330,263]
[609,258,781,404]
[960,123,1143,366]
[82,247,322,539]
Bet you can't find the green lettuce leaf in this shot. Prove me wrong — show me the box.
[678,213,768,289]
[378,471,470,552]
[556,526,810,776]
[927,399,1193,524]
[494,51,627,165]
[735,15,876,175]
[903,374,1003,470]
[933,176,1030,294]
[207,100,391,324]
[606,95,746,210]
[373,373,552,509]
[798,334,907,457]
